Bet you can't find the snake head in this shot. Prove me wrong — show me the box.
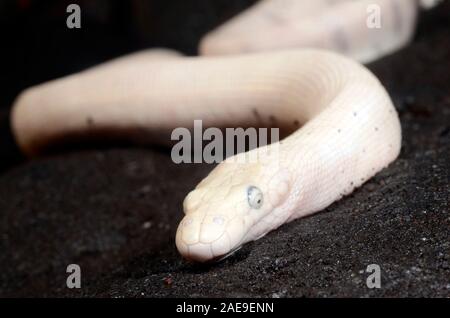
[176,159,292,262]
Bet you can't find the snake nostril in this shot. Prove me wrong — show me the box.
[213,216,225,225]
[183,218,193,227]
[199,215,227,244]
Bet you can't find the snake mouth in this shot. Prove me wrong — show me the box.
[176,227,246,263]
[211,246,242,263]
[178,244,242,263]
[182,245,242,265]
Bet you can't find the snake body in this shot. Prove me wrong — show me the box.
[200,0,419,63]
[12,49,401,262]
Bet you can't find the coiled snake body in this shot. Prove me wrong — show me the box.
[12,49,401,262]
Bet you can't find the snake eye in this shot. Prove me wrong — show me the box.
[247,186,263,209]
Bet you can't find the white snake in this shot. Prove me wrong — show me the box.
[12,49,401,262]
[200,0,421,63]
[12,0,442,262]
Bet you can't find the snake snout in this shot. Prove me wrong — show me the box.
[176,213,237,262]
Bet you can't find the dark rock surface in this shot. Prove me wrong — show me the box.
[0,1,448,297]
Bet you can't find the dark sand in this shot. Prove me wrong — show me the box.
[0,1,448,297]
